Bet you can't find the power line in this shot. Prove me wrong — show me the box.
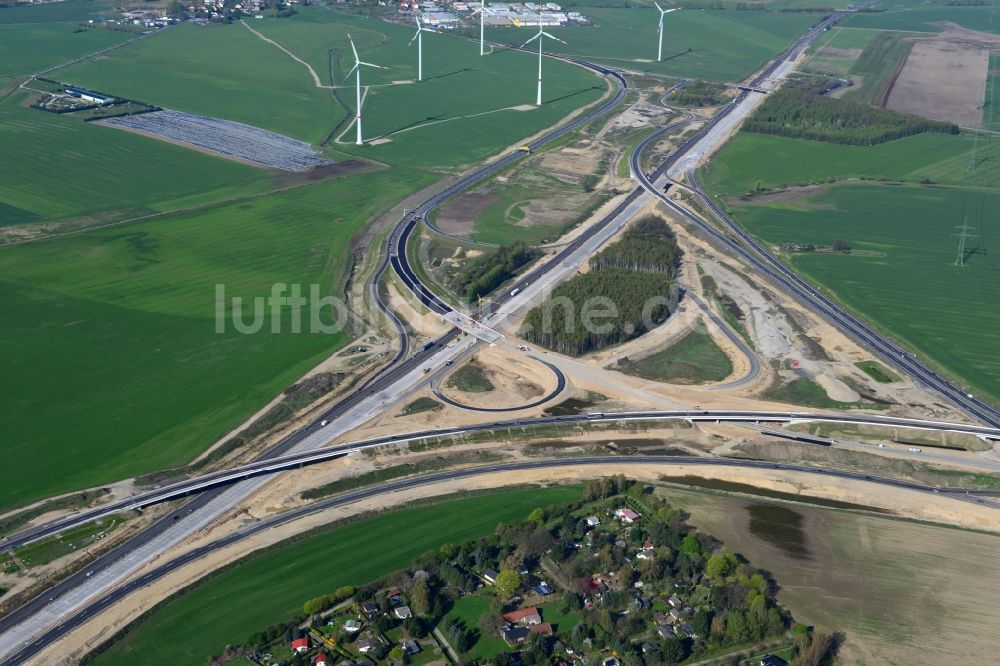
[953,221,979,267]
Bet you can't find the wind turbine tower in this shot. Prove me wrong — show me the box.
[347,34,387,146]
[480,0,486,55]
[521,19,566,106]
[654,3,680,62]
[409,17,439,81]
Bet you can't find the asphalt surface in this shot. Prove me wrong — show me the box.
[680,287,762,390]
[5,409,997,557]
[4,10,995,660]
[3,453,997,666]
[0,57,634,659]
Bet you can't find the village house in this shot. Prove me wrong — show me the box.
[502,626,530,646]
[393,605,413,619]
[291,637,309,653]
[483,568,499,584]
[502,607,542,625]
[614,508,639,524]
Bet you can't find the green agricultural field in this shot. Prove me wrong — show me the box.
[58,20,338,143]
[839,31,914,106]
[260,9,605,168]
[726,183,1000,404]
[802,27,882,76]
[616,322,734,384]
[0,93,278,227]
[91,486,581,666]
[0,0,120,24]
[698,131,1000,195]
[58,8,604,169]
[486,9,819,82]
[0,169,432,509]
[0,25,131,77]
[844,4,1000,34]
[984,54,1000,132]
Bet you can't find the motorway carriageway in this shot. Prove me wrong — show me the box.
[4,410,998,554]
[2,454,997,666]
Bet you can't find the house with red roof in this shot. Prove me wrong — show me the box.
[614,508,639,523]
[291,637,309,653]
[313,654,330,666]
[502,607,542,625]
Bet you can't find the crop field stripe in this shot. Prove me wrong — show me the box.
[0,169,436,508]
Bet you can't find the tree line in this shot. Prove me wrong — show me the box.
[743,90,958,146]
[453,242,539,303]
[520,217,681,356]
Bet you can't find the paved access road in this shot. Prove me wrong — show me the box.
[0,58,635,662]
[2,453,995,666]
[4,409,996,557]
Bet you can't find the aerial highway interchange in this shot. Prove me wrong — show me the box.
[3,3,1000,664]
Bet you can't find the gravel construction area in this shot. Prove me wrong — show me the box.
[100,110,334,172]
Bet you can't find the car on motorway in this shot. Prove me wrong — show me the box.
[320,419,329,426]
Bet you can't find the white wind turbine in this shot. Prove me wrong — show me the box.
[521,18,566,107]
[654,3,680,62]
[409,16,439,81]
[471,0,486,56]
[347,33,387,146]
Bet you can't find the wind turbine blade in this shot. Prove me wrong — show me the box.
[415,15,422,27]
[422,26,440,33]
[348,34,360,63]
[654,1,664,11]
[409,30,419,46]
[664,7,679,13]
[347,62,359,76]
[540,31,565,44]
[521,32,542,47]
[360,61,388,69]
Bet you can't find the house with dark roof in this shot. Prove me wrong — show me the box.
[533,581,554,595]
[361,602,379,618]
[483,569,499,584]
[760,657,788,666]
[503,626,531,646]
[402,639,421,655]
